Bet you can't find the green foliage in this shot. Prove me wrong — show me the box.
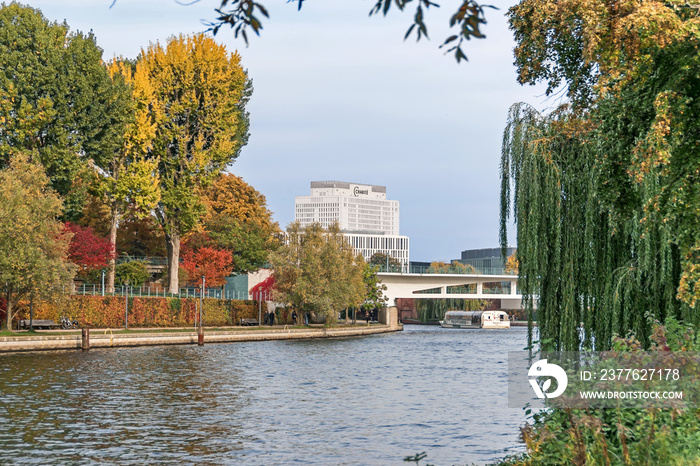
[205,215,274,274]
[0,153,75,330]
[202,173,281,274]
[114,260,150,286]
[368,252,401,272]
[363,263,389,310]
[497,320,700,466]
[500,21,700,350]
[205,0,492,63]
[270,222,366,324]
[415,298,485,323]
[0,4,132,219]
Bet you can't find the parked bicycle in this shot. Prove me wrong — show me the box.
[60,316,79,329]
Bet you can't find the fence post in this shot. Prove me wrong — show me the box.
[125,286,129,330]
[82,328,90,351]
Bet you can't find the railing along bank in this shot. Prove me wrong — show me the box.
[71,283,273,301]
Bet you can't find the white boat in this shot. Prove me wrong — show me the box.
[439,310,511,329]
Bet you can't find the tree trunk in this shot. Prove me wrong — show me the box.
[5,288,13,331]
[108,209,118,293]
[166,232,180,294]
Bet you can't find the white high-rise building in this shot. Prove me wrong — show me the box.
[295,181,409,269]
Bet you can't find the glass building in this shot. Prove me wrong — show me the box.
[455,247,516,275]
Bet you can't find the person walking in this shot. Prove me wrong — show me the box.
[292,310,298,326]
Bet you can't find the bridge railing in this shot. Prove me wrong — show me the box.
[373,264,518,275]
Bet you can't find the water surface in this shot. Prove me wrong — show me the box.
[0,326,530,465]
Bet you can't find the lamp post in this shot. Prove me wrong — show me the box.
[124,280,129,330]
[198,274,205,346]
[200,275,205,328]
[101,270,105,297]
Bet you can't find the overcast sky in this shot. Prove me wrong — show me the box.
[22,0,549,262]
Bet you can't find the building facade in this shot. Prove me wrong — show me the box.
[454,247,516,275]
[295,181,409,269]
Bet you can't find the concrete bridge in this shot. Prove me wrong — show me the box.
[377,272,523,310]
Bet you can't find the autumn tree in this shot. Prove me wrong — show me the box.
[83,59,162,293]
[78,195,166,258]
[116,211,167,258]
[65,223,114,278]
[270,222,366,324]
[504,252,518,275]
[0,153,75,330]
[428,260,477,274]
[180,243,234,288]
[201,173,281,273]
[133,34,251,293]
[368,252,401,272]
[0,4,133,219]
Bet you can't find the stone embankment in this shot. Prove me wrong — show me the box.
[0,323,402,353]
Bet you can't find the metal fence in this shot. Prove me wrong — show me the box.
[71,283,273,301]
[115,256,168,266]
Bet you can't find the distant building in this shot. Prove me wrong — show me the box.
[295,181,409,269]
[455,247,516,275]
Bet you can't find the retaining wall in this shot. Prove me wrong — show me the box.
[0,322,402,353]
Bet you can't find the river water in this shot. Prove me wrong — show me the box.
[0,325,530,465]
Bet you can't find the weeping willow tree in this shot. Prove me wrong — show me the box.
[416,298,486,323]
[500,0,700,351]
[501,103,685,351]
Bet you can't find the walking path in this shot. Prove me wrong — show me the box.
[0,323,403,353]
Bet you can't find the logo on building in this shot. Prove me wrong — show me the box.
[353,186,369,197]
[528,359,568,399]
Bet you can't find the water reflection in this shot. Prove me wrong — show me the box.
[0,326,529,465]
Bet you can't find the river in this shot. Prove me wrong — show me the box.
[0,325,530,465]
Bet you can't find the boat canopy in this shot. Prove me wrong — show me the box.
[444,310,483,325]
[444,310,483,318]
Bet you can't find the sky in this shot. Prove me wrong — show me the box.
[22,0,549,262]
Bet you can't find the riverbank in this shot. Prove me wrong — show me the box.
[0,323,403,353]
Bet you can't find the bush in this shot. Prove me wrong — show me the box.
[115,260,150,286]
[497,317,700,466]
[17,295,261,329]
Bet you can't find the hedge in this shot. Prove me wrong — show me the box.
[20,295,264,328]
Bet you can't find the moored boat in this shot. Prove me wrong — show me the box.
[439,310,511,329]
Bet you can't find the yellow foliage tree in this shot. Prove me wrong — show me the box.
[505,252,518,275]
[132,34,251,293]
[82,59,162,292]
